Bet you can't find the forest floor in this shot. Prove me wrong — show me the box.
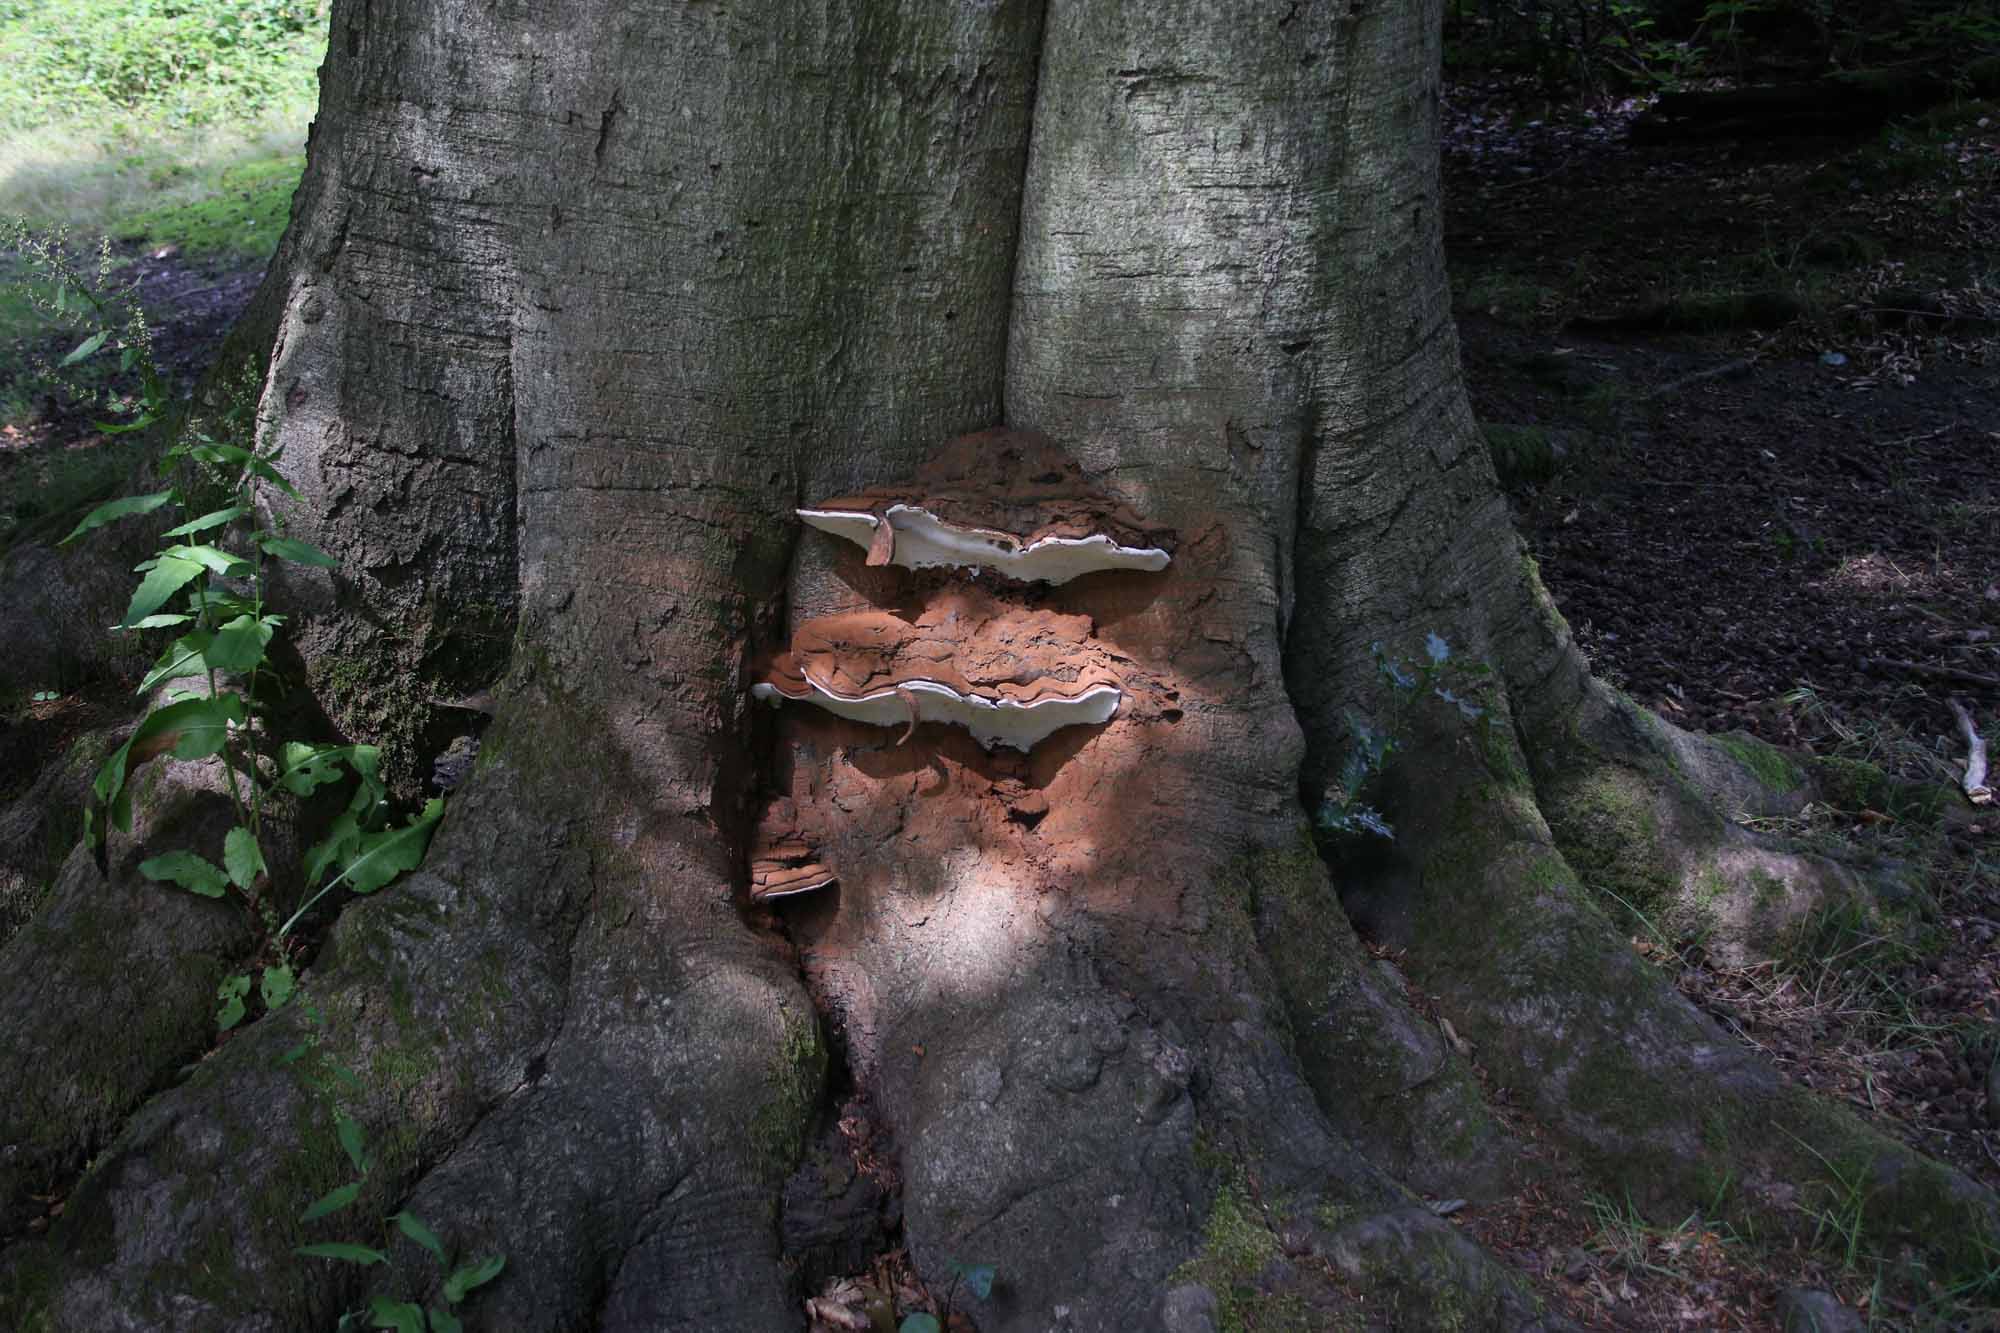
[1446,81,2000,1329]
[1,79,1998,1333]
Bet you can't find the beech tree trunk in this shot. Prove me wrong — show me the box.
[3,0,1995,1329]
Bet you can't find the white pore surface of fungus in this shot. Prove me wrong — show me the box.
[797,504,1169,584]
[751,677,1121,751]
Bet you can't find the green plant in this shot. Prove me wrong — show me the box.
[0,0,326,136]
[898,1260,996,1333]
[48,243,441,1034]
[1316,635,1490,841]
[282,1003,504,1332]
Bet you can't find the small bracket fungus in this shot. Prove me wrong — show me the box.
[798,504,1169,584]
[798,427,1173,585]
[749,841,838,902]
[752,603,1127,753]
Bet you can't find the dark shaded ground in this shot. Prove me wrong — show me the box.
[1445,81,2000,1329]
[3,84,1998,1331]
[0,243,259,546]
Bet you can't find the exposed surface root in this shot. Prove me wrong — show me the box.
[1338,691,2000,1293]
[0,690,822,1329]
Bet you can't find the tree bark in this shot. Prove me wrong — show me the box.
[3,0,1995,1329]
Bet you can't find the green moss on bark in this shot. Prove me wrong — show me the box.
[1714,734,1804,793]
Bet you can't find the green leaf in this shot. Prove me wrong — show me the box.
[138,850,228,898]
[206,614,275,672]
[393,1211,449,1267]
[96,697,250,831]
[428,1308,463,1333]
[138,632,213,694]
[181,441,302,500]
[97,411,160,435]
[126,613,195,630]
[337,800,445,895]
[367,1297,425,1333]
[60,330,109,366]
[305,813,362,889]
[295,1242,387,1266]
[280,742,375,797]
[120,555,206,628]
[260,962,296,1011]
[950,1261,996,1301]
[216,973,251,1030]
[259,534,339,568]
[300,1181,361,1223]
[899,1316,941,1333]
[161,505,248,537]
[335,1111,369,1175]
[59,491,173,546]
[441,1254,504,1304]
[160,543,254,579]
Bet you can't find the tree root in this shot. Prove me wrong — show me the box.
[1342,686,2000,1283]
[0,694,820,1329]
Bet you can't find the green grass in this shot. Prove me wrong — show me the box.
[1,0,323,266]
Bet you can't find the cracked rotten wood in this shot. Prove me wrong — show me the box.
[3,0,1995,1329]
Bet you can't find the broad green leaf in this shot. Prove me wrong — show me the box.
[216,973,251,1030]
[160,543,253,579]
[60,330,109,366]
[137,632,213,694]
[300,1181,361,1223]
[97,412,159,435]
[127,613,194,630]
[295,1242,387,1266]
[335,800,445,895]
[428,1308,463,1333]
[138,851,227,898]
[367,1297,424,1333]
[91,695,243,837]
[133,693,246,766]
[899,1316,941,1333]
[182,441,302,500]
[120,555,206,628]
[278,1039,312,1066]
[206,615,275,673]
[165,694,246,761]
[162,505,249,538]
[280,743,372,797]
[305,813,361,888]
[260,963,296,1011]
[393,1211,448,1266]
[59,490,173,546]
[259,534,339,568]
[441,1254,504,1305]
[335,1111,369,1175]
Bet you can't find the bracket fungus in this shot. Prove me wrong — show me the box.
[751,603,1128,753]
[749,841,838,903]
[797,427,1172,584]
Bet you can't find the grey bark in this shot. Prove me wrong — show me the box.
[4,0,1996,1329]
